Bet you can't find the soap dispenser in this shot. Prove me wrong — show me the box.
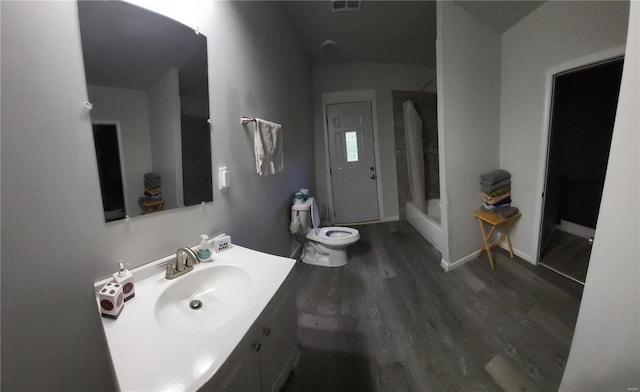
[112,260,135,302]
[196,234,213,262]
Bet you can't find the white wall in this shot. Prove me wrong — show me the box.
[560,2,639,388]
[148,68,183,209]
[0,1,314,390]
[312,62,435,221]
[436,2,502,265]
[500,1,630,261]
[88,85,153,217]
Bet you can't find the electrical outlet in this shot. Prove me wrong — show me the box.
[213,235,231,252]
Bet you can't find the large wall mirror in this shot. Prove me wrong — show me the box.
[78,0,213,222]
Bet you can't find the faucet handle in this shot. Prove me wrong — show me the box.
[156,261,172,271]
[157,262,175,278]
[185,253,195,268]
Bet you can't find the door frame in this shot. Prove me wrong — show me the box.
[533,45,625,264]
[322,89,384,224]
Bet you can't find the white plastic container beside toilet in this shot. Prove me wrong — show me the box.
[291,198,359,267]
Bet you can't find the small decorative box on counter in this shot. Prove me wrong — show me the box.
[99,282,124,319]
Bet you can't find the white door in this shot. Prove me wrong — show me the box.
[326,101,379,224]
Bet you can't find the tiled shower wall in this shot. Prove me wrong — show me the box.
[392,90,439,219]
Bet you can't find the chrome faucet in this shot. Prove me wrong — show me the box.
[164,247,200,279]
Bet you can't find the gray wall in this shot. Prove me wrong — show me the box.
[0,1,314,390]
[499,1,630,262]
[436,1,502,265]
[560,2,639,388]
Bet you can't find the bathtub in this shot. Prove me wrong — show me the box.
[406,199,443,251]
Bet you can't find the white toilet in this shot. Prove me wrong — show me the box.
[291,198,360,267]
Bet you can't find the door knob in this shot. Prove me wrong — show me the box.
[370,174,377,180]
[252,342,262,352]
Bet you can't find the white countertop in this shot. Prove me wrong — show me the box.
[94,245,296,392]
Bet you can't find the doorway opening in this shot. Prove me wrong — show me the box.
[392,91,439,219]
[180,114,213,207]
[391,90,443,251]
[92,123,127,222]
[538,56,624,283]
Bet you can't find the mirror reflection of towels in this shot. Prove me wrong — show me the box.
[253,118,283,175]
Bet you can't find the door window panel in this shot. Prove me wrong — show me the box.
[345,131,359,162]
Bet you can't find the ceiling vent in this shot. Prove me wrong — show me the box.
[331,0,361,12]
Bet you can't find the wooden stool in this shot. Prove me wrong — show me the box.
[473,210,521,270]
[139,199,165,214]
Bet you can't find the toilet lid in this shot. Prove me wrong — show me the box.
[311,198,320,229]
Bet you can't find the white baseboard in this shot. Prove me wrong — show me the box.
[498,243,534,264]
[557,220,595,239]
[381,215,400,222]
[440,250,478,271]
[441,244,534,272]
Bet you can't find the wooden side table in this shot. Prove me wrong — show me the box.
[473,210,521,270]
[139,199,165,214]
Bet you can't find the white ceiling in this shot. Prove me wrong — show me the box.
[78,1,206,91]
[79,0,547,88]
[455,1,545,33]
[284,0,546,68]
[283,1,437,67]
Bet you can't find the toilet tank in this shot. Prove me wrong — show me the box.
[292,198,313,231]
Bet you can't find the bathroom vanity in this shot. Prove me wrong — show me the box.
[94,245,298,391]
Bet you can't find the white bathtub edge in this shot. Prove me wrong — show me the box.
[406,201,442,252]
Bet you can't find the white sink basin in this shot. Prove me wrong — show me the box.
[155,264,253,334]
[96,245,296,392]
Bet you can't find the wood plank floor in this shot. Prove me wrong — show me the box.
[282,221,583,392]
[540,230,591,283]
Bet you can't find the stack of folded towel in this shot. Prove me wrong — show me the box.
[143,172,162,201]
[480,169,519,218]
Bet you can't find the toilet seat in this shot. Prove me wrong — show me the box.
[307,199,359,245]
[307,227,360,246]
[318,227,359,239]
[300,198,360,267]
